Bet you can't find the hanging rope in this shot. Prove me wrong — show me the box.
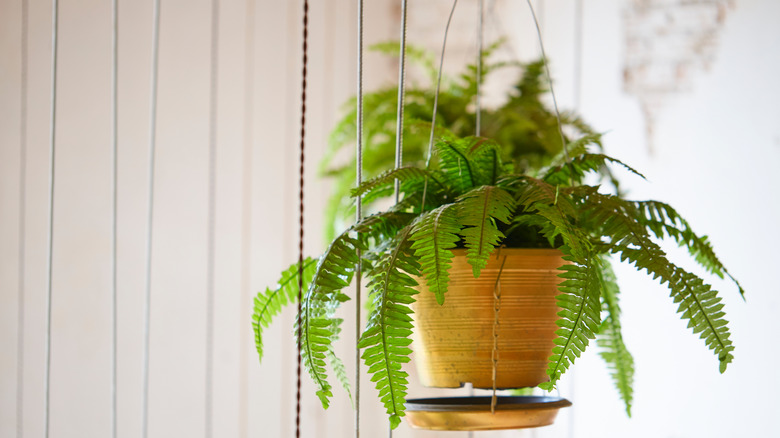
[524,0,569,163]
[17,1,29,437]
[142,0,161,436]
[110,0,119,436]
[393,0,408,204]
[205,0,219,436]
[420,0,458,211]
[44,0,59,436]
[490,251,507,413]
[295,1,310,437]
[476,0,484,137]
[354,0,364,437]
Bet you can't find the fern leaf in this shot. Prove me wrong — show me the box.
[359,224,420,429]
[437,138,476,194]
[457,186,515,277]
[327,323,353,406]
[596,257,634,416]
[465,137,504,186]
[579,191,735,373]
[539,250,602,390]
[544,152,646,187]
[410,204,461,304]
[517,177,590,262]
[634,200,744,298]
[298,211,416,408]
[252,258,317,362]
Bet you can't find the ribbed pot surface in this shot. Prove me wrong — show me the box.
[411,248,564,389]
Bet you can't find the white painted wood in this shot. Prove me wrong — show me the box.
[2,1,779,437]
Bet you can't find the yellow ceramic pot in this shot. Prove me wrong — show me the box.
[411,248,565,389]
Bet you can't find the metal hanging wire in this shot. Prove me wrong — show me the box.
[205,0,220,436]
[295,1,310,437]
[44,0,60,436]
[393,0,408,204]
[524,0,570,163]
[354,0,364,437]
[142,0,161,436]
[110,0,119,436]
[420,0,458,211]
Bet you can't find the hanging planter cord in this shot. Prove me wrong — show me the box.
[355,0,365,437]
[295,1,310,437]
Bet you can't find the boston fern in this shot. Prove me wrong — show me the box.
[253,133,742,427]
[320,40,602,242]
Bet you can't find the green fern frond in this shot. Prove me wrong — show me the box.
[579,191,735,372]
[298,230,366,408]
[634,200,744,298]
[517,178,590,261]
[596,257,634,416]
[410,204,461,304]
[457,186,515,277]
[327,324,353,406]
[465,137,504,186]
[252,258,318,362]
[540,250,602,390]
[437,138,477,194]
[359,224,420,429]
[544,152,646,187]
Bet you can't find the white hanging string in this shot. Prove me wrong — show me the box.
[44,0,59,436]
[393,0,408,204]
[17,1,29,437]
[110,0,119,436]
[420,0,458,212]
[524,0,570,162]
[354,0,364,437]
[142,0,161,436]
[238,1,255,437]
[205,0,219,437]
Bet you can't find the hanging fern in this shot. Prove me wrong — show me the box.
[539,250,602,390]
[359,224,421,430]
[409,204,461,304]
[252,258,318,362]
[579,190,735,373]
[596,257,635,416]
[457,185,515,277]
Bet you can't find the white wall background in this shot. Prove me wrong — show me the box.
[1,1,778,437]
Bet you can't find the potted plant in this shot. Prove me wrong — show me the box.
[320,41,608,242]
[253,131,742,428]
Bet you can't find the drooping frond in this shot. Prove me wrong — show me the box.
[539,250,602,390]
[596,257,634,416]
[298,229,364,408]
[410,204,461,304]
[351,166,447,203]
[457,185,515,277]
[252,258,317,362]
[578,190,735,373]
[359,224,421,429]
[327,323,353,406]
[544,152,646,187]
[297,211,417,408]
[633,200,744,298]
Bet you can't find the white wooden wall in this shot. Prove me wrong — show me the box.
[2,1,779,437]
